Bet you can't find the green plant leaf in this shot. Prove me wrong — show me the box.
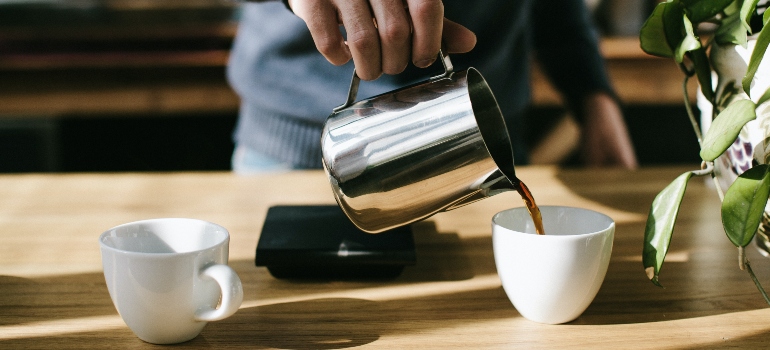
[723,0,740,16]
[682,0,733,23]
[700,99,758,161]
[663,1,689,56]
[691,47,714,100]
[741,0,761,32]
[675,14,702,63]
[640,2,675,58]
[765,7,770,25]
[716,11,749,46]
[722,164,770,247]
[644,172,694,287]
[758,87,770,106]
[640,1,703,61]
[742,22,770,96]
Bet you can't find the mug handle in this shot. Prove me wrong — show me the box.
[194,264,244,322]
[332,49,455,113]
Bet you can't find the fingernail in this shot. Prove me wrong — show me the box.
[415,57,435,68]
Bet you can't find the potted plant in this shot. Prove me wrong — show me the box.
[640,0,770,302]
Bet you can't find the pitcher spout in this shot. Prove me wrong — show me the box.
[443,170,517,211]
[482,170,518,195]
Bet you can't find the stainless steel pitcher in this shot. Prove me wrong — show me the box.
[321,52,518,233]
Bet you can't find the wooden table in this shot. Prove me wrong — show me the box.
[1,166,769,349]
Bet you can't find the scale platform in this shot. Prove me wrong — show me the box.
[255,205,416,279]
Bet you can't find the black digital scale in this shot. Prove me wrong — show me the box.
[255,205,416,279]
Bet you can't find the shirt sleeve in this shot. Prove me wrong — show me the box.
[531,0,616,122]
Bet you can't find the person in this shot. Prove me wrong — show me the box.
[227,0,638,173]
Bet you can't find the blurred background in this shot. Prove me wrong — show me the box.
[0,0,699,173]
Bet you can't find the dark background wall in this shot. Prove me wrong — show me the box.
[0,0,701,173]
[0,105,701,173]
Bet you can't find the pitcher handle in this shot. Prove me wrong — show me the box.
[332,49,454,113]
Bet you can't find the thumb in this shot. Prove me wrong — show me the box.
[442,18,476,54]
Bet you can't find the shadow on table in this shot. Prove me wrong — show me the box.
[246,221,476,284]
[200,285,515,349]
[572,220,770,326]
[680,330,770,349]
[553,167,691,216]
[205,298,380,349]
[0,221,495,349]
[389,221,478,282]
[551,168,770,325]
[4,220,770,347]
[0,273,115,326]
[0,286,514,349]
[0,220,473,327]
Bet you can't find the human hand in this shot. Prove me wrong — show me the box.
[580,93,638,169]
[286,0,477,80]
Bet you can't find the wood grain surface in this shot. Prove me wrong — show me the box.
[1,166,769,349]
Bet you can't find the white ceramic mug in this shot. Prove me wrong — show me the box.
[492,206,614,324]
[99,218,243,344]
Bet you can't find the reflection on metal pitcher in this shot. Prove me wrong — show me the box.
[321,51,517,233]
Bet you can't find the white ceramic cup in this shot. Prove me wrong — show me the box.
[492,206,614,324]
[99,218,244,344]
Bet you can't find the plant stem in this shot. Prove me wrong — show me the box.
[676,48,770,307]
[683,75,704,147]
[711,173,726,201]
[744,258,770,306]
[691,161,713,176]
[739,246,746,270]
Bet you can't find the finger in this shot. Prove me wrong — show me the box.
[405,0,443,68]
[292,0,351,65]
[442,18,476,53]
[337,0,382,80]
[369,0,411,75]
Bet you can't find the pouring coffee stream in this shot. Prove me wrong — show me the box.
[321,50,545,235]
[489,151,543,236]
[514,180,546,235]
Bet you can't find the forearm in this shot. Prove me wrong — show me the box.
[579,92,638,169]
